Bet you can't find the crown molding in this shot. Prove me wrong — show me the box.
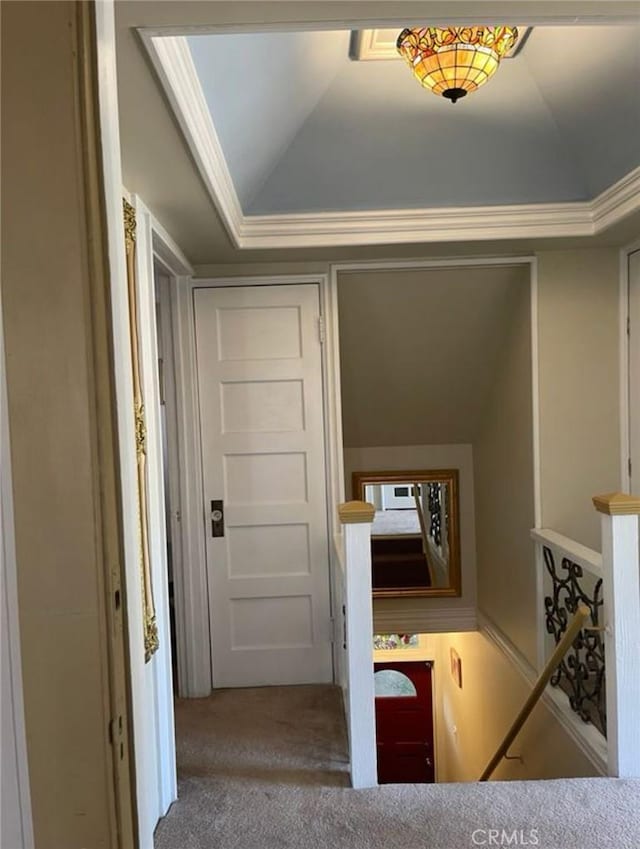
[237,167,640,249]
[143,33,640,251]
[238,201,595,248]
[591,167,640,233]
[144,35,243,243]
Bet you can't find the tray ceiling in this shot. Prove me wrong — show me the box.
[180,25,639,214]
[137,15,640,253]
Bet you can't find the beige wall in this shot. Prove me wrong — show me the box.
[537,248,621,551]
[338,266,525,447]
[473,272,537,663]
[436,631,598,782]
[2,3,119,846]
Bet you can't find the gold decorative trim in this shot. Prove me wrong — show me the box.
[134,400,147,455]
[592,492,640,516]
[338,501,376,525]
[123,198,136,246]
[123,198,159,663]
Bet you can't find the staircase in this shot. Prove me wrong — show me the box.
[371,534,430,589]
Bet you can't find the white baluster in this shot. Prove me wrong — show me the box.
[338,501,377,789]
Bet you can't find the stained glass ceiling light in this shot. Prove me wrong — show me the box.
[397,26,519,103]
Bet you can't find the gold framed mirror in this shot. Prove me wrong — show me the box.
[352,469,461,598]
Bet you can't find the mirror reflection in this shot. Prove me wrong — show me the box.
[353,470,461,598]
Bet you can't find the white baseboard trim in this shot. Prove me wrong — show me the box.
[478,611,607,775]
[373,605,477,634]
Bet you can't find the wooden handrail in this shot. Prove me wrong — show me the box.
[479,602,591,781]
[413,483,435,586]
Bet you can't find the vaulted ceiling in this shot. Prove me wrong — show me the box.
[115,2,640,264]
[186,25,640,215]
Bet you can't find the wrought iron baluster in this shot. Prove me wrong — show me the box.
[427,483,442,547]
[543,546,606,735]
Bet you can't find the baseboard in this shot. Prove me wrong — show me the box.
[478,610,607,775]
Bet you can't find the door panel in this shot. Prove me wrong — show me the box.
[375,661,435,784]
[194,284,332,687]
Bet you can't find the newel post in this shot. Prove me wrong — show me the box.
[593,492,640,777]
[338,501,377,789]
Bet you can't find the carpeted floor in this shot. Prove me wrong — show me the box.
[155,684,640,849]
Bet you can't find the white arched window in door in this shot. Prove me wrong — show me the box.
[374,668,417,697]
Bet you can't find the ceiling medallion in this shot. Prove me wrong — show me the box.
[397,26,519,103]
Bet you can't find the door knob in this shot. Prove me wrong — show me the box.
[211,500,224,537]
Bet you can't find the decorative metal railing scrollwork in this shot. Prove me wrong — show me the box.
[543,545,606,736]
[427,483,442,546]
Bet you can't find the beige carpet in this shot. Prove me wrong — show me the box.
[155,684,640,849]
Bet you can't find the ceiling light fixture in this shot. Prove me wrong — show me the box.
[396,26,519,103]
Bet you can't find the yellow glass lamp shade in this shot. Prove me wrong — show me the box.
[397,26,519,103]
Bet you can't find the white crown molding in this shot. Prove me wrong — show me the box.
[143,33,640,251]
[373,605,477,633]
[478,610,607,775]
[237,167,640,249]
[238,201,596,248]
[144,35,244,244]
[591,166,640,233]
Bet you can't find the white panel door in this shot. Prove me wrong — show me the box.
[194,284,333,687]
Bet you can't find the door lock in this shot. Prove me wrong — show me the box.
[211,500,224,537]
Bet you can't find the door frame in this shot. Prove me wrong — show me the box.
[149,221,199,702]
[619,237,640,494]
[171,273,345,696]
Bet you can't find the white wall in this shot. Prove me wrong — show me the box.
[344,444,477,632]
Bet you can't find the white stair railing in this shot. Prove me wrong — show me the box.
[338,501,377,789]
[531,492,640,777]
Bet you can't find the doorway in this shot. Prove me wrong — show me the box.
[374,661,435,784]
[192,282,334,688]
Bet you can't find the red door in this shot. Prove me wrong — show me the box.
[374,661,435,784]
